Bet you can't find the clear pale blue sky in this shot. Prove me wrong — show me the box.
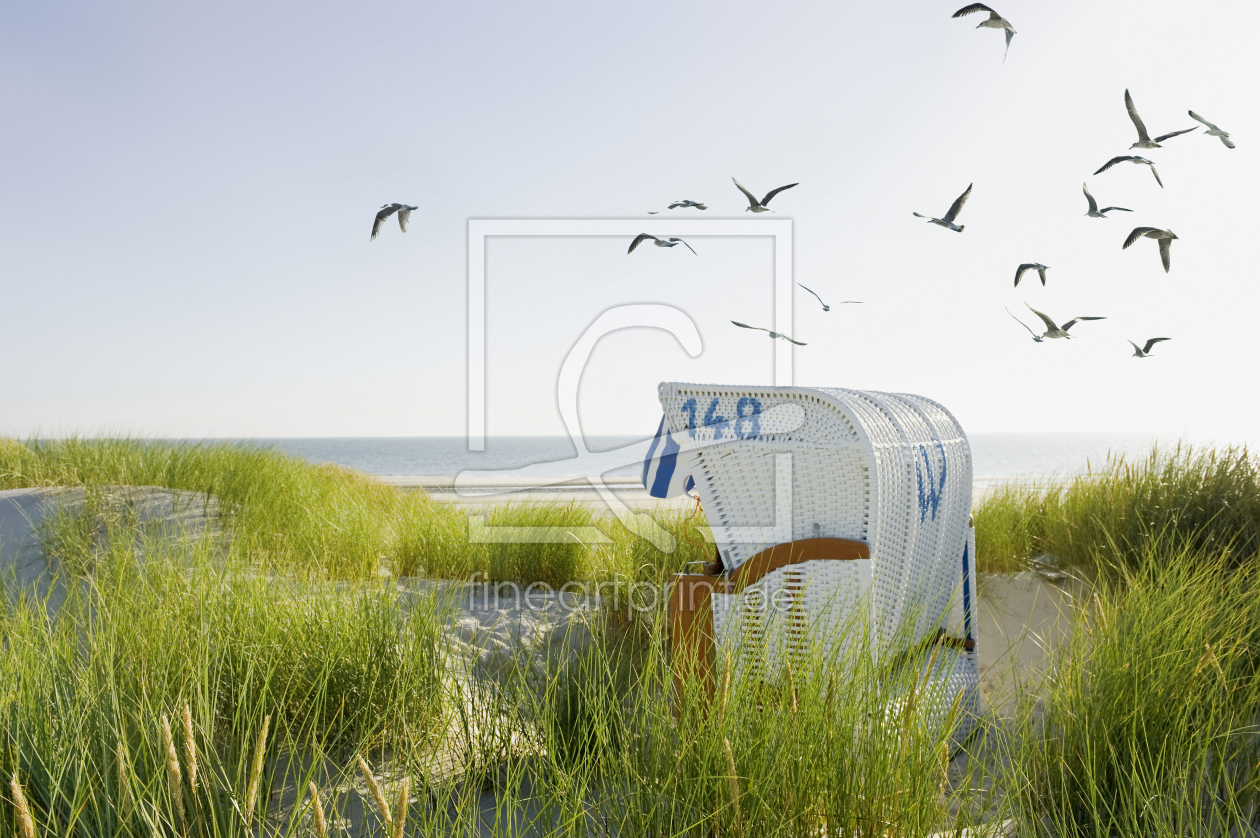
[2,1,1257,442]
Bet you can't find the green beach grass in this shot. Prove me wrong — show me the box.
[1008,543,1260,836]
[8,436,1257,582]
[2,510,448,838]
[973,442,1260,574]
[4,499,1007,837]
[0,436,714,585]
[7,509,1260,836]
[4,436,1260,835]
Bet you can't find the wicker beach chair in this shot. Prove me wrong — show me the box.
[652,383,979,743]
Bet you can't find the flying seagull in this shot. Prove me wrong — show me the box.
[1129,337,1171,358]
[1082,183,1132,218]
[732,178,798,213]
[1094,156,1163,188]
[628,234,697,255]
[731,321,806,345]
[1006,307,1043,343]
[1014,263,1050,287]
[913,183,972,232]
[668,200,708,210]
[798,284,862,311]
[1025,304,1106,340]
[1124,89,1196,149]
[1123,227,1178,273]
[371,204,417,240]
[1189,110,1235,149]
[951,4,1016,60]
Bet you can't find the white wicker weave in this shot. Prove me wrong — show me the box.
[658,383,979,740]
[710,558,873,684]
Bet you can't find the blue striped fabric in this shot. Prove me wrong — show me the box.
[641,416,696,499]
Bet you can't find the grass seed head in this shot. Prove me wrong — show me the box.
[357,755,394,827]
[116,741,134,823]
[160,714,188,830]
[307,783,328,838]
[1093,591,1108,631]
[1195,643,1226,685]
[180,704,197,794]
[393,776,410,838]
[243,714,271,827]
[9,774,38,838]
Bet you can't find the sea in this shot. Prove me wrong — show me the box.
[238,433,1222,485]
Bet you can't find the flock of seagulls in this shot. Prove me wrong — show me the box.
[633,177,816,342]
[363,14,1237,366]
[1089,91,1234,279]
[915,76,1237,358]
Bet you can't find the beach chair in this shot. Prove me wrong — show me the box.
[649,383,979,743]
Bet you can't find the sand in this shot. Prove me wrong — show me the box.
[0,486,221,611]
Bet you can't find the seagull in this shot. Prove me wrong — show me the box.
[627,234,698,255]
[1124,90,1196,150]
[1014,263,1050,287]
[1129,337,1171,358]
[732,178,798,213]
[668,200,708,210]
[1123,227,1177,273]
[370,204,417,240]
[1094,156,1163,189]
[798,284,863,312]
[1025,304,1106,340]
[951,4,1016,60]
[913,183,972,232]
[1006,307,1043,342]
[1082,183,1132,218]
[731,321,806,345]
[1189,111,1235,149]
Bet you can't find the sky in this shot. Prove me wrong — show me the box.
[2,0,1257,444]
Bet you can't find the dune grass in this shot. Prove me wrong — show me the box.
[0,436,713,585]
[9,436,1259,582]
[1007,544,1260,836]
[973,442,1260,574]
[5,456,1260,834]
[1,508,447,838]
[2,496,1006,836]
[459,611,1001,838]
